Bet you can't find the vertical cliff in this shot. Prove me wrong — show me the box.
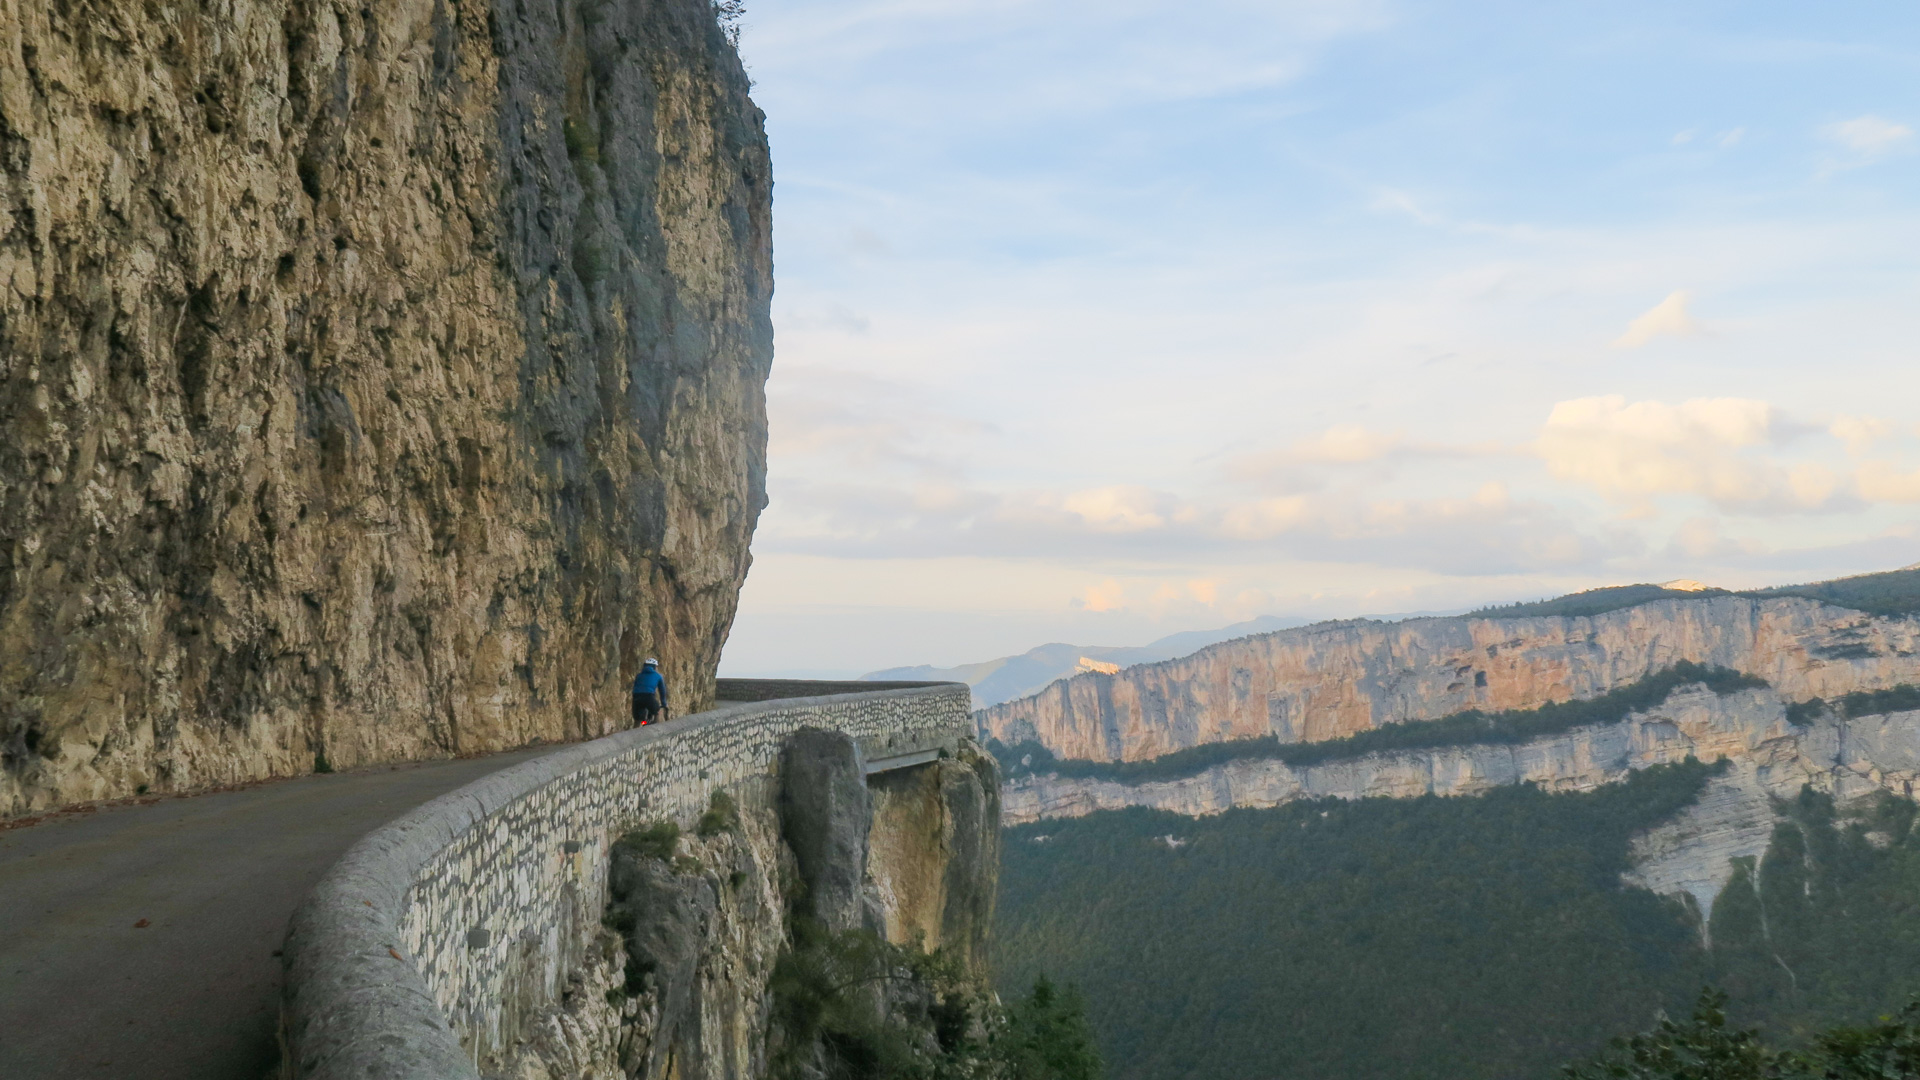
[979,597,1920,763]
[0,0,772,815]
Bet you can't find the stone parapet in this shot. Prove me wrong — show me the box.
[280,683,971,1079]
[715,677,954,702]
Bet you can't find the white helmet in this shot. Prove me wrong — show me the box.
[644,657,659,667]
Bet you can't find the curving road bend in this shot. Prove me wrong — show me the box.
[0,747,557,1080]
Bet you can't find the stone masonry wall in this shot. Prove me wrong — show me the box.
[281,683,972,1080]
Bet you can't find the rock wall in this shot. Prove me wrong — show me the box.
[500,737,1000,1080]
[0,0,772,816]
[979,597,1920,763]
[281,683,992,1079]
[1002,683,1920,921]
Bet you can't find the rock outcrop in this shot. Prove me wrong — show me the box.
[491,731,1002,1080]
[0,0,772,815]
[1001,683,1920,920]
[980,597,1920,763]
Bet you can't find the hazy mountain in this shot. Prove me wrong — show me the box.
[861,614,1311,707]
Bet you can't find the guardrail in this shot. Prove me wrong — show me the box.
[279,682,971,1079]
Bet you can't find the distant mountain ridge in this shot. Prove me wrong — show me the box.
[1468,566,1920,620]
[861,614,1311,707]
[979,565,1920,763]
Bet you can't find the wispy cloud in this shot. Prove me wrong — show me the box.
[1817,114,1914,176]
[761,469,1631,577]
[1824,115,1914,156]
[1535,395,1844,515]
[1612,290,1701,348]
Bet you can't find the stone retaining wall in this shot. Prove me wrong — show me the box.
[280,684,972,1079]
[714,677,950,702]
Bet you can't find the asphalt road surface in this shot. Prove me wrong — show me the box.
[0,748,557,1079]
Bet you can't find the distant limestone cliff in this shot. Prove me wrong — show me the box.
[0,0,771,815]
[986,570,1920,920]
[979,578,1920,763]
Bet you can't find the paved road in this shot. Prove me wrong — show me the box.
[0,748,557,1079]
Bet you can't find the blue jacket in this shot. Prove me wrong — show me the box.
[632,667,667,705]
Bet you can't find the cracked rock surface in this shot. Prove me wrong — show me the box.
[0,0,771,815]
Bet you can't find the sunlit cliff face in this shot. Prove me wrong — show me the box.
[979,597,1920,763]
[0,0,772,816]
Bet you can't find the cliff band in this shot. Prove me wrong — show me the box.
[0,0,772,815]
[980,596,1920,762]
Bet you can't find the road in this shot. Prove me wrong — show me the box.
[0,748,556,1079]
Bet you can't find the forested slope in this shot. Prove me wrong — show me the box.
[997,768,1920,1080]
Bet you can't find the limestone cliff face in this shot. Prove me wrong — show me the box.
[979,597,1920,763]
[1003,687,1920,823]
[1002,685,1920,918]
[0,0,772,814]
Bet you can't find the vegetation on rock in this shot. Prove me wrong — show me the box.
[1471,584,1733,619]
[699,790,743,837]
[1472,566,1920,620]
[1704,789,1920,1040]
[769,916,1101,1080]
[1742,567,1920,618]
[616,821,682,862]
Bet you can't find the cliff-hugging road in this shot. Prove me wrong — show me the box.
[0,748,553,1080]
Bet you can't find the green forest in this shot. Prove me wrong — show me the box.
[996,765,1920,1080]
[1469,565,1920,619]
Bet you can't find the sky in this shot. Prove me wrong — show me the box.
[717,0,1920,677]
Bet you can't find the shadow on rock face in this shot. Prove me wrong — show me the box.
[779,729,872,933]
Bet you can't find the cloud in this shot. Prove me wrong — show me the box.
[1286,424,1403,464]
[1831,415,1895,456]
[1077,578,1126,612]
[761,471,1628,577]
[747,0,1394,127]
[1671,128,1742,149]
[1824,115,1914,156]
[1536,395,1843,514]
[767,366,993,481]
[1612,290,1701,348]
[1667,517,1764,561]
[1059,486,1183,532]
[1857,462,1920,502]
[1818,116,1915,177]
[1223,425,1512,494]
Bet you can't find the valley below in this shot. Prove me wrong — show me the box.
[989,571,1920,1079]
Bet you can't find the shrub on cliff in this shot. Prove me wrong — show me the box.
[617,821,680,861]
[699,790,742,837]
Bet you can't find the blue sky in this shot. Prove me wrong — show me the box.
[719,0,1920,675]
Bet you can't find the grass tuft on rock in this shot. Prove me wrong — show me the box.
[698,790,741,837]
[616,820,679,861]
